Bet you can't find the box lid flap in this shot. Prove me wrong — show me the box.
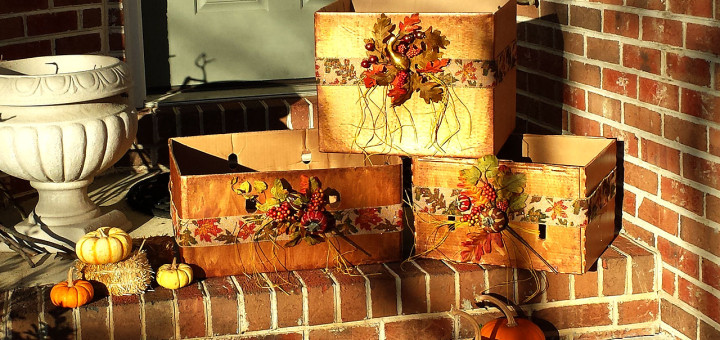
[319,0,509,13]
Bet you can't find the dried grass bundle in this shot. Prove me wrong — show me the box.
[75,247,153,296]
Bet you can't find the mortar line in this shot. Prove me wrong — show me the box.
[355,266,374,319]
[303,97,315,129]
[107,293,114,340]
[378,319,386,340]
[660,322,694,340]
[325,269,342,323]
[623,213,720,266]
[382,263,403,315]
[260,100,270,130]
[410,260,432,313]
[569,273,576,300]
[199,280,212,336]
[598,255,605,297]
[139,293,147,340]
[171,289,179,340]
[610,244,634,294]
[238,101,248,131]
[661,264,720,300]
[195,105,205,135]
[260,273,279,329]
[291,271,310,326]
[229,275,248,334]
[282,99,293,129]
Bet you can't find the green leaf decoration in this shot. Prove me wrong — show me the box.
[459,166,481,187]
[178,229,197,246]
[309,177,320,192]
[509,193,528,213]
[238,180,251,193]
[257,197,280,212]
[271,179,288,201]
[293,197,305,207]
[476,155,499,179]
[304,234,325,246]
[285,232,302,247]
[254,181,268,192]
[500,173,526,194]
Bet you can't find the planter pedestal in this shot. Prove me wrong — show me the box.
[0,55,137,252]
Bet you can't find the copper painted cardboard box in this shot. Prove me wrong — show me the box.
[413,135,617,274]
[169,129,404,278]
[315,0,517,158]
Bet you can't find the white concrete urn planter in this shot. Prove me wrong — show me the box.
[0,55,137,251]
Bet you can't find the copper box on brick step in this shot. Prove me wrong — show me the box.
[169,129,404,278]
[413,134,617,274]
[315,0,517,158]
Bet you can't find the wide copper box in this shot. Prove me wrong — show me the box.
[315,0,517,158]
[413,135,617,274]
[169,129,403,277]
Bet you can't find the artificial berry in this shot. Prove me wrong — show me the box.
[401,34,415,44]
[361,59,371,68]
[395,43,408,54]
[365,42,375,51]
[496,199,509,212]
[414,31,425,39]
[368,55,379,64]
[395,71,409,85]
[405,45,422,58]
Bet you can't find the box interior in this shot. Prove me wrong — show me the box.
[320,0,509,13]
[518,134,614,168]
[171,129,401,176]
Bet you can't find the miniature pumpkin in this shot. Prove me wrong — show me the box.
[76,227,133,265]
[50,268,94,308]
[156,258,193,289]
[478,295,545,340]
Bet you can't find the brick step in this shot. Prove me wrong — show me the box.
[0,234,659,339]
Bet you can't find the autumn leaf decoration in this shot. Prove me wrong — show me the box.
[361,13,452,107]
[230,175,350,248]
[452,155,529,262]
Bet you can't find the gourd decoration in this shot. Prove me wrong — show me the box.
[50,268,94,308]
[76,227,133,265]
[478,295,545,340]
[156,258,193,289]
[75,239,152,296]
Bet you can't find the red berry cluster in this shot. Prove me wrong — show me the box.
[478,182,497,203]
[394,71,409,86]
[460,206,485,227]
[307,189,326,212]
[496,199,509,212]
[267,202,293,222]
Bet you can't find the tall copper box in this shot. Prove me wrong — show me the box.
[315,0,517,158]
[413,135,618,274]
[169,129,404,278]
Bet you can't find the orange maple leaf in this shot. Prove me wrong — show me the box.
[388,86,407,99]
[299,175,310,194]
[418,59,450,73]
[361,64,386,88]
[399,13,421,33]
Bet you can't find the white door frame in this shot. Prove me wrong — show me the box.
[122,0,147,109]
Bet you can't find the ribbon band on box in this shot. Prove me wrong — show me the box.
[316,41,517,88]
[173,203,404,247]
[413,168,617,227]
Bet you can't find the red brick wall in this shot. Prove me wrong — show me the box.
[516,0,720,338]
[0,0,124,60]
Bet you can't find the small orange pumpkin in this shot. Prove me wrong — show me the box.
[478,295,545,340]
[50,268,94,308]
[452,295,545,340]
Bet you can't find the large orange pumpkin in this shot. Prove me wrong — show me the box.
[76,226,132,264]
[50,268,94,308]
[478,295,545,340]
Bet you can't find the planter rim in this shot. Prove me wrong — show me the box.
[0,55,131,106]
